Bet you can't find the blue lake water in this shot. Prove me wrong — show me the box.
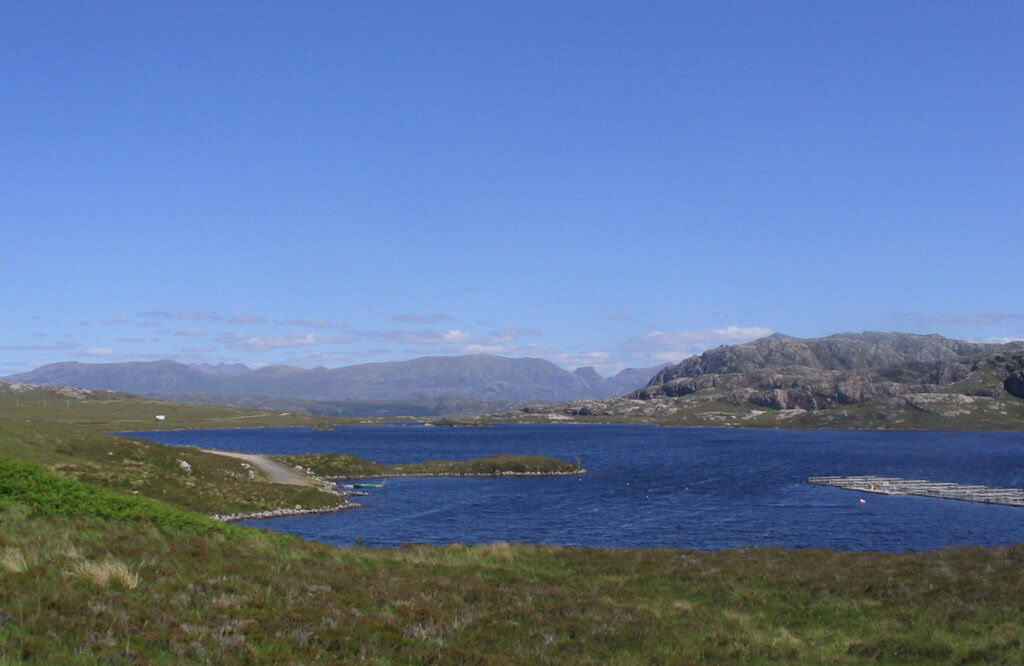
[128,424,1024,552]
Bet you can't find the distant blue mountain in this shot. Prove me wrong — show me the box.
[5,355,665,403]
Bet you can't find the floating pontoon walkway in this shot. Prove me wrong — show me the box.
[808,475,1024,507]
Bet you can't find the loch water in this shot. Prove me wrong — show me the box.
[130,424,1024,552]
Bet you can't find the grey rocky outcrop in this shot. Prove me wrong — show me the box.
[630,332,1024,411]
[1003,353,1024,399]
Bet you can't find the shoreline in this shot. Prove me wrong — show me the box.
[118,418,1024,434]
[332,469,587,480]
[211,495,366,522]
[213,470,587,521]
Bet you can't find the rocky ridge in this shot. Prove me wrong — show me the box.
[546,333,1024,429]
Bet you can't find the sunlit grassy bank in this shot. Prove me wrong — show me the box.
[3,456,1024,663]
[0,419,347,516]
[2,405,1023,663]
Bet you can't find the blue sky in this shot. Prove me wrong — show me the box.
[2,1,1022,376]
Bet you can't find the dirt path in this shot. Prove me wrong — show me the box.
[201,448,318,487]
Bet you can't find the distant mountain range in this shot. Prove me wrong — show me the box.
[4,355,665,404]
[550,332,1024,429]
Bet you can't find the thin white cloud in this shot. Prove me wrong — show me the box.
[462,344,513,354]
[275,317,348,329]
[84,347,116,356]
[218,332,356,352]
[0,342,76,351]
[138,310,223,321]
[224,333,318,351]
[231,314,268,324]
[352,348,391,357]
[714,325,775,340]
[279,318,322,328]
[446,342,623,375]
[174,328,206,337]
[360,329,472,345]
[625,325,774,364]
[281,352,354,367]
[359,327,539,349]
[551,350,620,375]
[466,329,534,346]
[442,330,472,343]
[179,310,222,321]
[893,312,1024,326]
[564,350,611,363]
[483,327,540,343]
[100,314,129,324]
[391,313,455,324]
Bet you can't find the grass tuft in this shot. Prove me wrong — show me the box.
[70,554,140,590]
[0,546,29,573]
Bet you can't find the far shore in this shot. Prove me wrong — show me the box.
[331,469,587,480]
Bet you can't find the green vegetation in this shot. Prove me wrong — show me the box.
[276,452,584,478]
[2,391,1024,662]
[429,416,492,426]
[385,453,582,476]
[276,452,388,478]
[0,385,353,431]
[0,419,346,516]
[3,458,1024,663]
[0,455,234,535]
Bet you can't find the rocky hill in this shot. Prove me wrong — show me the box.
[5,355,663,404]
[541,333,1024,429]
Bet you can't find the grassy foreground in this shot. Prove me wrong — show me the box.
[2,408,1024,662]
[3,456,1024,663]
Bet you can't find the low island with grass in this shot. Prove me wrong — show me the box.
[274,452,585,479]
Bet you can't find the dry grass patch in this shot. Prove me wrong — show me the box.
[69,554,140,590]
[1,546,30,573]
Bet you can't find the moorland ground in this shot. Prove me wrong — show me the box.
[1,390,1023,663]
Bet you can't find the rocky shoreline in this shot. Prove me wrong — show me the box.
[211,492,368,522]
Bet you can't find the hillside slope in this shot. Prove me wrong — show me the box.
[546,333,1024,429]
